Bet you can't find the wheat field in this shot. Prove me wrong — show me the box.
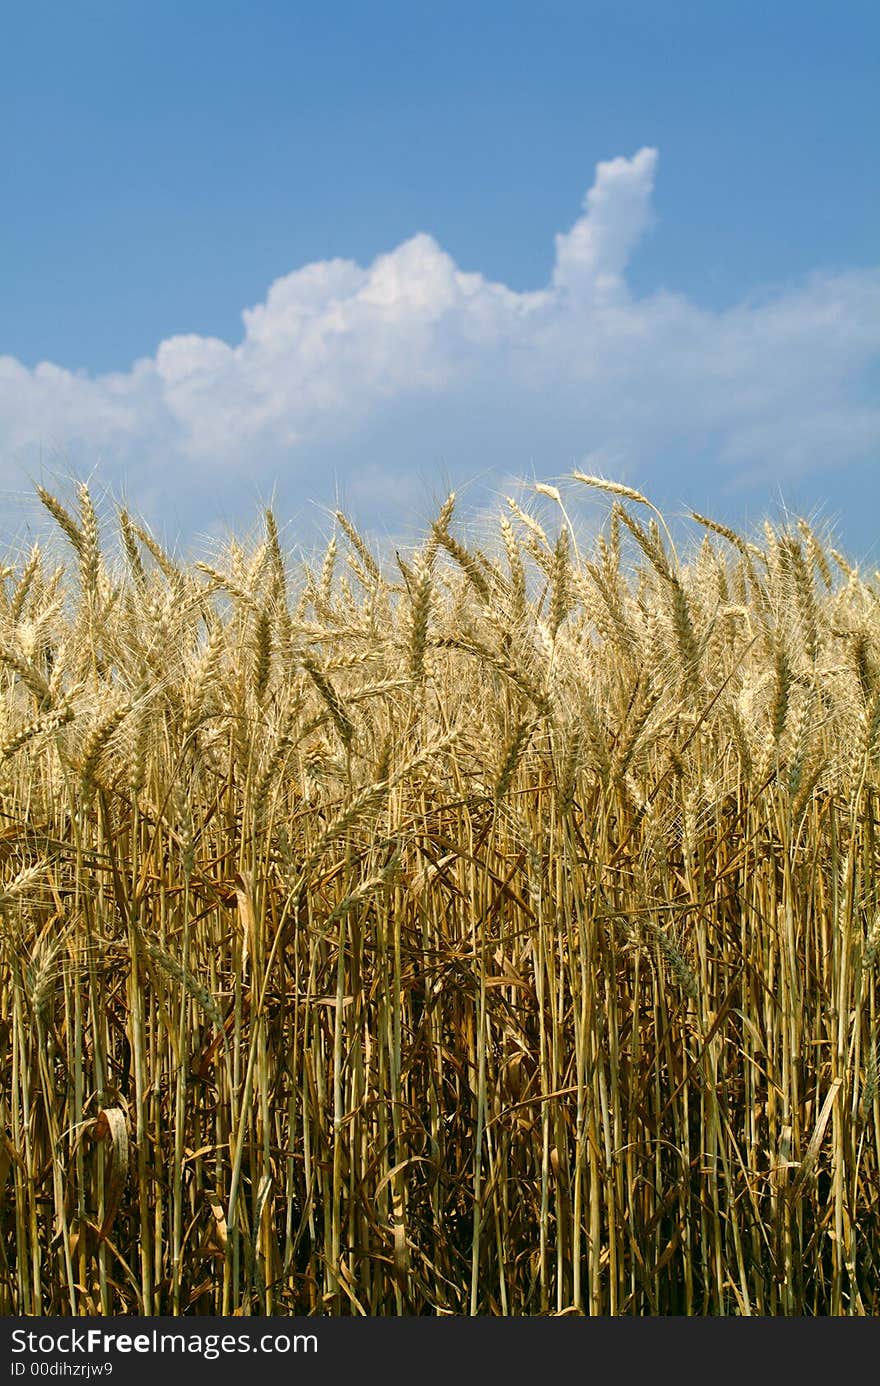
[1,475,879,1315]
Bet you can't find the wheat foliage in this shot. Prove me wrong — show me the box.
[0,479,879,1315]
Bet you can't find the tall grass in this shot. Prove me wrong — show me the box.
[1,477,879,1315]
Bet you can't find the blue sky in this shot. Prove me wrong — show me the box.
[2,1,878,555]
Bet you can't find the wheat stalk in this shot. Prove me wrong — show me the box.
[3,477,879,1317]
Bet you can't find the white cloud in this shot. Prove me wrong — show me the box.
[553,146,657,297]
[2,147,878,530]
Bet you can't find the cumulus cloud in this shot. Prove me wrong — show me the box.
[2,147,879,531]
[553,146,657,297]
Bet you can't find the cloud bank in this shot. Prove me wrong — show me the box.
[3,147,879,529]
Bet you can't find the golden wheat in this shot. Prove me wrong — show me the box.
[1,478,879,1317]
